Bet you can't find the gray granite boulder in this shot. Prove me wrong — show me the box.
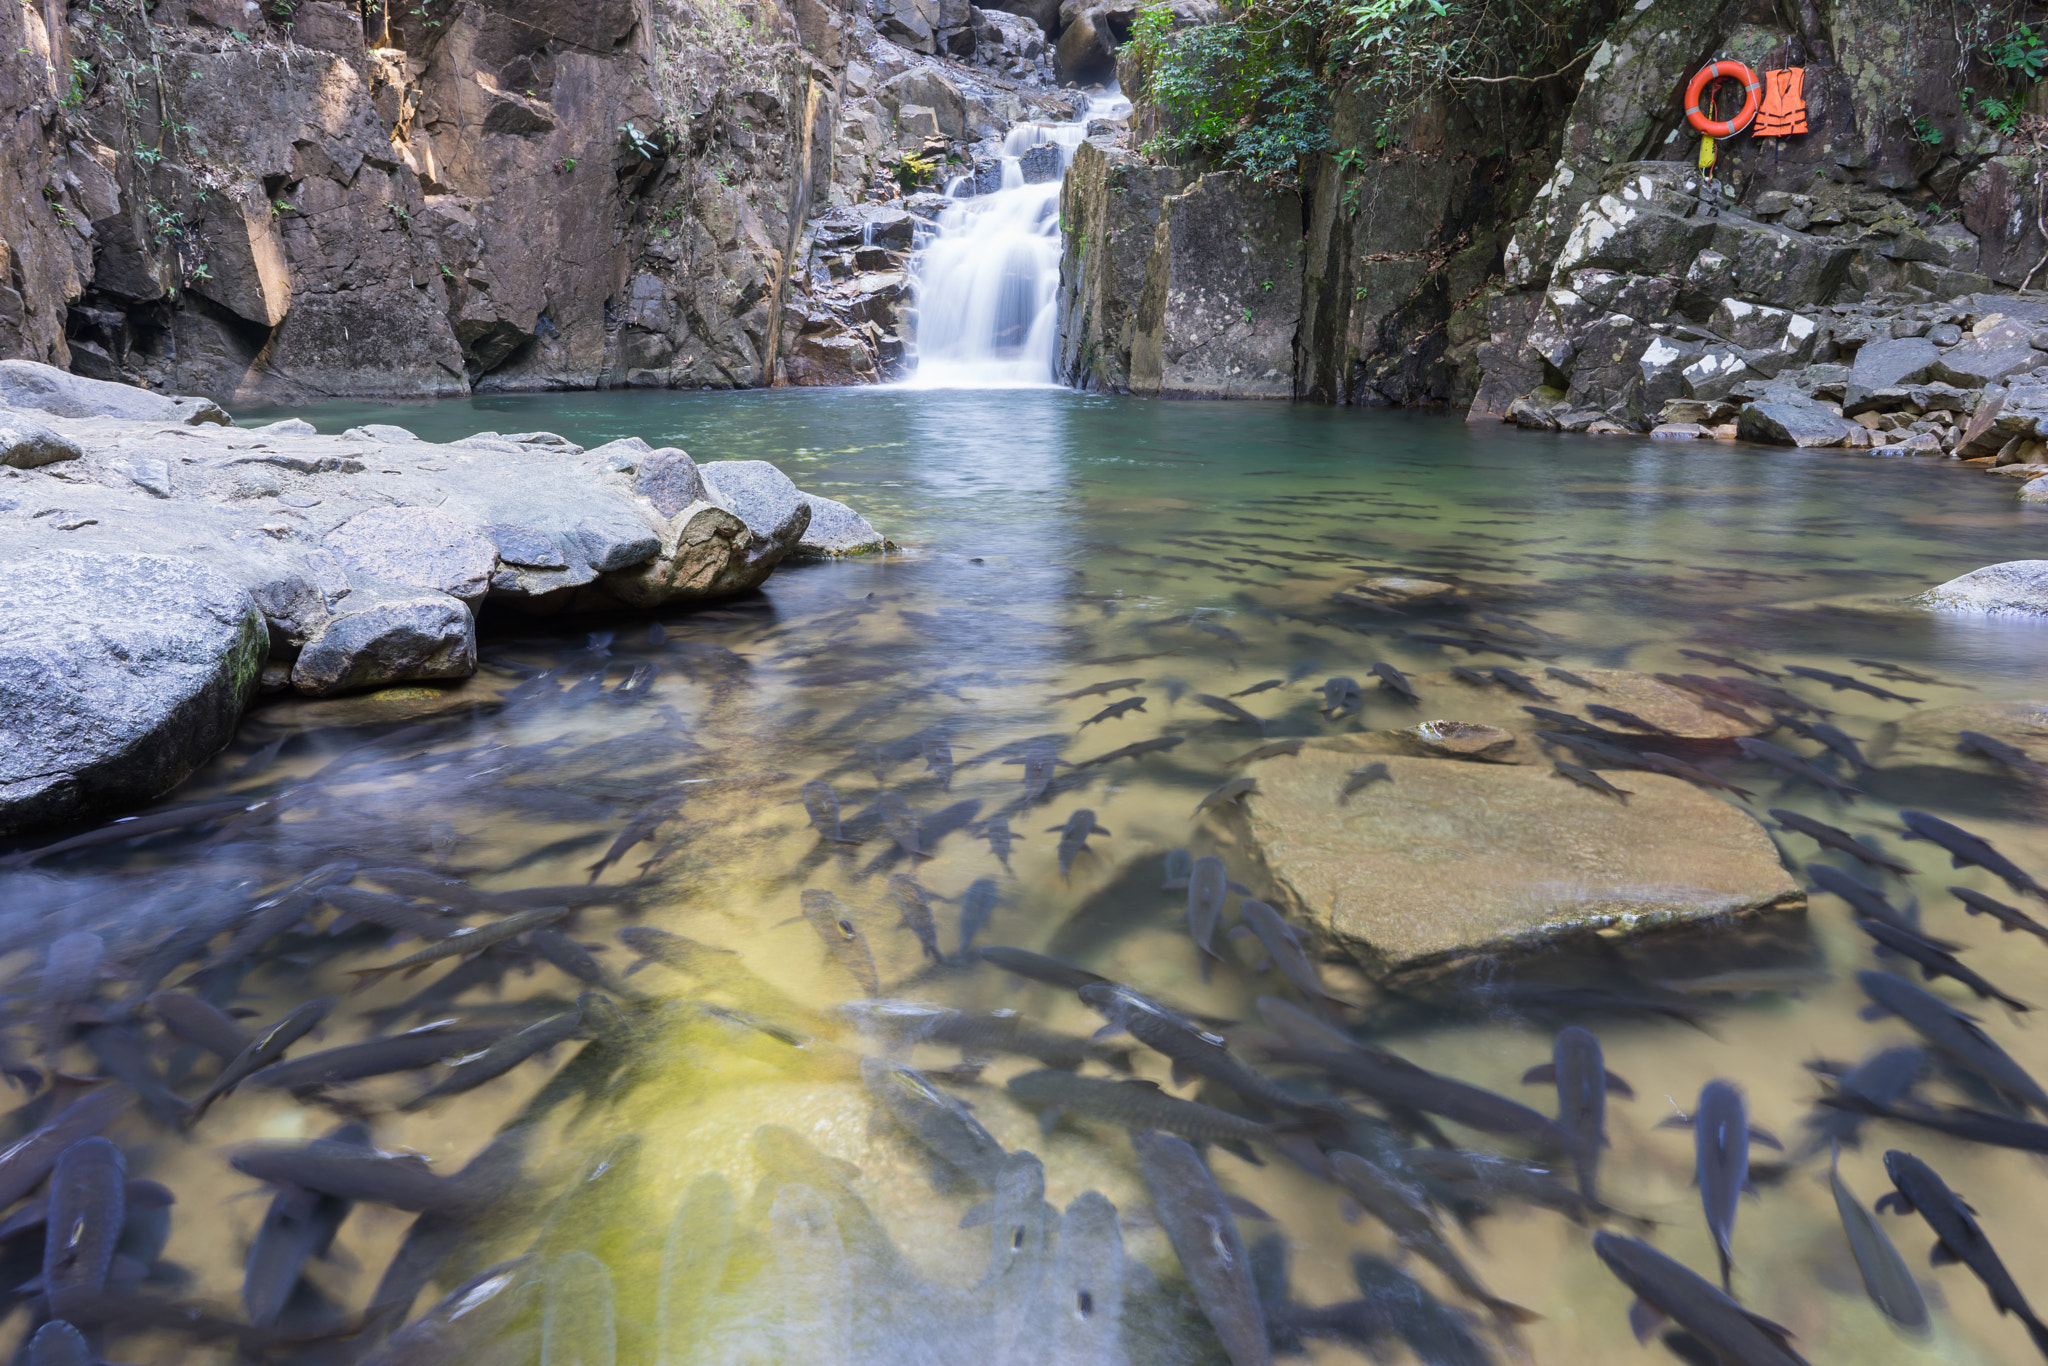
[1736,397,1864,448]
[290,588,474,696]
[1846,337,1939,410]
[0,412,83,469]
[324,507,497,608]
[1,551,266,833]
[700,460,814,551]
[1930,339,2040,389]
[0,360,229,426]
[1915,561,2048,614]
[796,494,886,557]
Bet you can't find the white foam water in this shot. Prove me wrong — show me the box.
[901,92,1131,389]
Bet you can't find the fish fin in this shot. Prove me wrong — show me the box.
[1875,1192,1914,1215]
[14,1274,43,1293]
[1747,1125,1784,1151]
[1931,1240,1962,1267]
[1605,1071,1635,1099]
[959,1199,995,1228]
[1227,880,1252,895]
[1627,1298,1668,1344]
[1489,1299,1543,1327]
[1219,1139,1262,1166]
[1093,824,1111,835]
[1653,1114,1693,1130]
[1223,1195,1275,1221]
[1170,1061,1196,1088]
[1091,1023,1128,1042]
[1740,1311,1798,1344]
[1036,1105,1065,1136]
[1226,925,1254,940]
[1340,1197,1363,1225]
[1520,1063,1556,1085]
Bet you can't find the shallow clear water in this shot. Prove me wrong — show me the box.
[17,388,2048,1365]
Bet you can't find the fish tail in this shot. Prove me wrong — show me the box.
[1718,1245,1733,1294]
[1487,1297,1543,1327]
[2025,1311,2048,1364]
[344,967,393,994]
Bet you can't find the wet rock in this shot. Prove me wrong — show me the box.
[1929,339,2039,388]
[1019,143,1062,184]
[1845,337,1939,409]
[632,448,707,518]
[1054,143,1190,392]
[1391,720,1517,762]
[290,589,475,696]
[1240,749,1803,981]
[1879,701,2048,777]
[1736,397,1864,449]
[1347,575,1460,606]
[700,460,815,558]
[1053,7,1116,85]
[1650,422,1711,438]
[1914,561,2048,615]
[0,412,83,468]
[0,551,266,834]
[0,361,229,426]
[796,494,886,556]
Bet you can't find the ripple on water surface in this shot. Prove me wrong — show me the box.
[11,388,2048,1364]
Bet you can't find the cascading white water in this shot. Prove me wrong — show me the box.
[901,92,1131,389]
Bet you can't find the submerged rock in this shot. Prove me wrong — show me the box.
[1,551,266,834]
[797,494,887,556]
[1391,720,1517,762]
[1914,561,2048,614]
[1239,749,1803,982]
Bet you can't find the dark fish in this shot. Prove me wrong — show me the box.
[1658,967,1831,997]
[192,997,336,1121]
[1194,777,1258,817]
[243,1122,367,1327]
[0,1091,131,1209]
[922,735,956,791]
[1735,738,1861,799]
[1321,676,1363,719]
[1083,981,1324,1117]
[1545,667,1604,691]
[1677,650,1779,679]
[1802,1046,1928,1155]
[1266,1045,1570,1147]
[617,925,740,976]
[1185,855,1229,969]
[1231,899,1353,1013]
[861,1057,1006,1189]
[250,1025,513,1092]
[1328,1152,1536,1329]
[1132,1131,1273,1366]
[1370,663,1418,703]
[0,797,254,868]
[1828,1143,1929,1332]
[1552,761,1633,801]
[42,1137,125,1311]
[1808,864,1931,938]
[1349,1254,1500,1366]
[1010,740,1061,802]
[1768,810,1910,875]
[1488,667,1553,701]
[1693,694,1763,726]
[1592,1234,1808,1366]
[1524,706,1607,735]
[39,932,103,1074]
[1521,1026,1631,1199]
[82,1024,189,1128]
[803,781,858,843]
[1587,705,1674,736]
[1341,762,1392,800]
[1666,672,1826,718]
[843,999,1129,1072]
[401,1005,584,1109]
[1230,679,1284,698]
[1228,739,1303,764]
[1900,810,2048,900]
[1784,664,1920,703]
[1008,1071,1274,1153]
[318,887,460,942]
[1195,694,1266,732]
[1657,1079,1780,1291]
[1189,618,1248,648]
[1048,677,1145,701]
[1472,982,1717,1032]
[1850,659,1958,688]
[976,946,1107,990]
[957,878,1000,954]
[1404,1149,1650,1232]
[1534,730,1656,770]
[363,1257,538,1366]
[1080,697,1148,727]
[26,1322,93,1366]
[1826,1096,2048,1155]
[1772,716,1870,770]
[1637,751,1756,798]
[1857,970,2048,1115]
[585,798,678,882]
[147,992,252,1060]
[1953,886,2048,942]
[345,907,570,992]
[1856,916,2030,1012]
[1049,810,1110,878]
[525,927,612,989]
[799,889,880,996]
[978,815,1019,869]
[876,792,925,859]
[231,1141,468,1213]
[888,874,946,962]
[1879,1149,2048,1357]
[1450,666,1493,686]
[1073,735,1185,768]
[1957,730,2048,780]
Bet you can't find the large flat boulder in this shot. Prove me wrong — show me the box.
[0,551,266,833]
[1914,561,2048,614]
[1239,747,1802,982]
[0,361,229,426]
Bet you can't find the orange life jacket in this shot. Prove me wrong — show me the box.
[1754,67,1808,137]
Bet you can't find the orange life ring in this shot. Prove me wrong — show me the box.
[1684,60,1761,138]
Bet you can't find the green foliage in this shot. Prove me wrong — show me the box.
[1131,4,1332,187]
[1988,24,2048,82]
[58,57,93,108]
[891,151,940,192]
[619,121,661,159]
[144,197,182,244]
[1977,94,2023,134]
[1909,113,1945,145]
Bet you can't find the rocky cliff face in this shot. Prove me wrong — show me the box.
[1063,0,2048,440]
[0,0,1077,400]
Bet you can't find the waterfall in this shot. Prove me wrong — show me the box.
[901,92,1131,389]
